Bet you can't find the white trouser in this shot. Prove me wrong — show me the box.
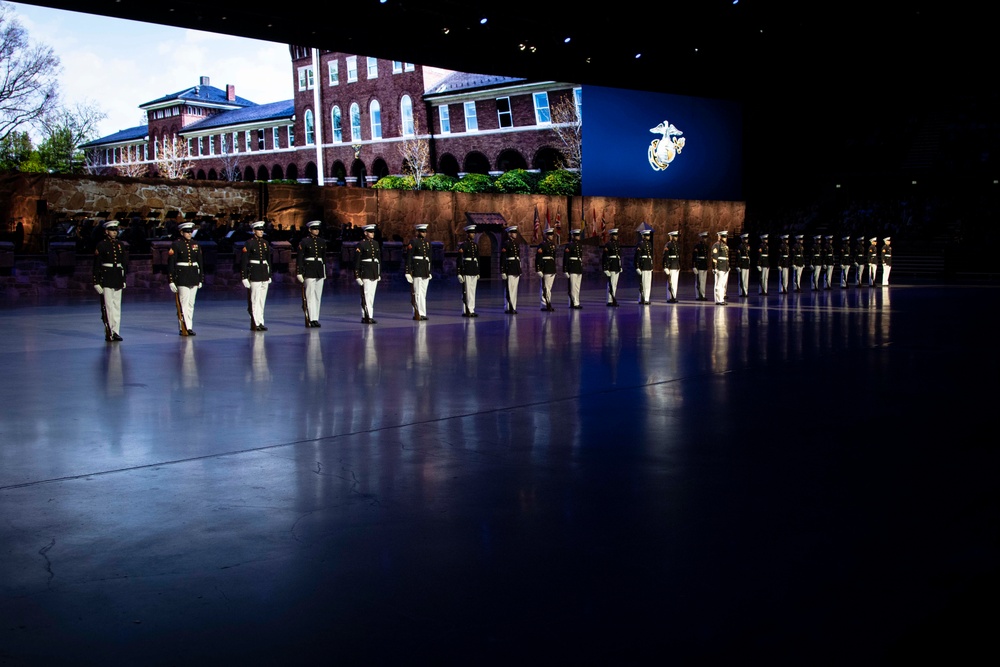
[504,275,519,311]
[607,271,621,303]
[868,263,877,285]
[462,275,478,313]
[539,273,555,307]
[811,266,822,289]
[738,268,750,296]
[304,277,323,321]
[250,281,268,325]
[103,288,122,335]
[566,273,582,306]
[639,270,653,303]
[665,269,679,300]
[714,270,729,303]
[778,267,789,293]
[759,267,770,294]
[854,263,864,286]
[824,266,834,288]
[792,267,803,290]
[881,265,891,285]
[178,285,198,329]
[361,278,378,318]
[412,276,429,317]
[695,269,707,299]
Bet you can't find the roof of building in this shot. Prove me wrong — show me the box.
[141,83,256,109]
[181,100,295,132]
[424,71,526,96]
[80,125,149,149]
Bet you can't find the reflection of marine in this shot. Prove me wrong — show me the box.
[866,237,878,287]
[168,221,204,335]
[735,233,752,297]
[93,219,128,341]
[457,224,480,317]
[536,227,557,311]
[711,230,730,305]
[756,233,770,296]
[662,230,681,303]
[693,231,709,300]
[776,234,790,294]
[355,224,381,323]
[791,234,805,292]
[405,223,432,320]
[634,229,654,304]
[501,225,522,314]
[880,236,892,285]
[809,235,823,290]
[839,235,853,288]
[602,228,622,306]
[241,221,271,331]
[296,220,327,327]
[563,228,584,309]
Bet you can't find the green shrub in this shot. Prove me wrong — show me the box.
[536,169,581,195]
[421,173,458,191]
[451,172,496,193]
[373,175,415,190]
[494,169,539,194]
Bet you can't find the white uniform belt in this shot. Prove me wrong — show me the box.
[175,262,199,267]
[361,258,377,262]
[639,255,650,259]
[412,256,427,260]
[542,256,553,260]
[101,263,121,267]
[667,255,677,258]
[305,257,323,261]
[250,260,267,264]
[608,255,620,259]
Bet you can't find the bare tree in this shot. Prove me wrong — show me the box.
[83,148,111,176]
[116,145,148,178]
[155,135,194,179]
[397,118,430,190]
[549,94,582,171]
[0,2,60,141]
[218,145,242,181]
[37,100,107,172]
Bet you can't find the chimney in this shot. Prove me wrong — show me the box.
[227,85,235,102]
[200,76,210,86]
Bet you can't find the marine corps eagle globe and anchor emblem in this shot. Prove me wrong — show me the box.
[648,120,685,171]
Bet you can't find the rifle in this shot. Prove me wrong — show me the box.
[247,286,257,330]
[505,278,514,313]
[175,291,189,335]
[410,275,419,320]
[543,275,552,310]
[608,274,619,306]
[360,281,371,322]
[99,291,112,340]
[461,277,470,316]
[638,268,646,304]
[300,280,310,327]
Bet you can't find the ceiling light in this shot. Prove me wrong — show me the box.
[564,37,571,44]
[480,18,488,25]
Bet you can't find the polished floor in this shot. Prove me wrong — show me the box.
[1,275,996,665]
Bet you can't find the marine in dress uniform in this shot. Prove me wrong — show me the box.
[602,228,623,306]
[662,230,681,303]
[776,233,790,294]
[866,237,879,287]
[692,231,710,300]
[756,233,770,295]
[809,235,823,290]
[355,224,381,323]
[536,227,557,310]
[457,224,480,317]
[501,225,522,314]
[405,224,432,320]
[241,221,272,331]
[853,236,867,287]
[635,229,654,304]
[735,233,752,297]
[711,230,730,305]
[296,220,327,327]
[168,221,204,335]
[880,236,892,285]
[823,235,836,289]
[791,234,806,292]
[839,235,853,288]
[563,228,584,309]
[93,219,128,341]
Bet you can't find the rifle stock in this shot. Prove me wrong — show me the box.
[175,292,189,335]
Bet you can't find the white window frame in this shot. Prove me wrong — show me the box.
[304,110,315,145]
[370,100,382,140]
[297,65,314,91]
[439,105,450,134]
[573,87,583,121]
[273,126,280,148]
[496,96,513,128]
[288,124,294,147]
[367,57,378,79]
[257,129,264,150]
[401,95,414,136]
[245,131,251,152]
[346,56,358,83]
[209,135,215,156]
[533,92,551,125]
[328,60,339,86]
[392,61,403,74]
[350,103,361,142]
[198,136,204,156]
[464,101,478,132]
[404,62,415,72]
[332,106,342,142]
[232,132,239,153]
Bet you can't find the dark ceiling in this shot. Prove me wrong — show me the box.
[13,0,995,196]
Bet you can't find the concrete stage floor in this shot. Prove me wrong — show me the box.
[1,276,996,665]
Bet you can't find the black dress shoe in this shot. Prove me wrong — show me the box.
[420,316,428,321]
[462,312,469,317]
[471,313,478,317]
[511,310,517,314]
[257,324,267,331]
[187,330,196,335]
[311,321,320,327]
[112,333,123,341]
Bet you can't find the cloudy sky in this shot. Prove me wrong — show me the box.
[9,1,292,140]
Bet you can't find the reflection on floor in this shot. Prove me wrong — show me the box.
[1,278,996,665]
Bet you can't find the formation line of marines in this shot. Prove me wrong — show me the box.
[90,221,894,340]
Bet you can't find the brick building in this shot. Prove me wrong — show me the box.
[82,48,580,186]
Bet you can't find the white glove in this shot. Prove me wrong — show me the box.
[121,283,126,290]
[636,268,642,275]
[376,277,381,282]
[296,274,304,283]
[427,274,432,281]
[94,285,104,295]
[198,283,203,289]
[536,271,543,278]
[457,275,465,283]
[501,274,507,280]
[169,283,178,293]
[242,279,251,288]
[405,274,413,284]
[265,279,271,285]
[663,269,668,274]
[356,278,364,286]
[604,270,611,277]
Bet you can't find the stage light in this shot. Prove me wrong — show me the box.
[635,53,642,58]
[442,27,450,34]
[564,37,571,43]
[480,18,488,25]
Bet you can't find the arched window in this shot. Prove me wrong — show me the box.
[332,106,342,143]
[350,103,361,142]
[370,100,382,140]
[304,109,315,145]
[401,95,414,136]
